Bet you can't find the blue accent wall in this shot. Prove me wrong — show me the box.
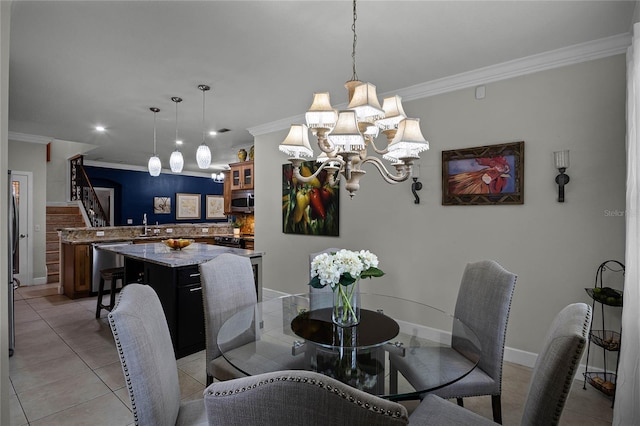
[85,166,225,226]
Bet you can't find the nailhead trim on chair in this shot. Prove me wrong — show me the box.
[206,373,406,419]
[108,295,141,425]
[550,306,592,424]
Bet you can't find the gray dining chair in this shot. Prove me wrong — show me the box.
[390,260,517,423]
[108,284,207,426]
[203,369,409,426]
[408,302,592,425]
[200,253,305,385]
[199,253,258,385]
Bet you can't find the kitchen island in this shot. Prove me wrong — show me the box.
[98,242,263,358]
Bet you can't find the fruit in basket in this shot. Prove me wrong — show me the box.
[163,238,192,250]
[590,287,622,305]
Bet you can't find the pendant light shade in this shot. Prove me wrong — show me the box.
[197,84,212,169]
[196,143,211,169]
[148,107,162,177]
[148,155,161,177]
[279,124,313,158]
[169,150,184,173]
[170,97,184,173]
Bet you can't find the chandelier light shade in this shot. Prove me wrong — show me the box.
[279,124,314,158]
[387,118,430,156]
[327,110,364,151]
[196,84,212,169]
[170,97,184,173]
[278,0,429,197]
[347,82,384,122]
[148,107,161,177]
[305,92,338,130]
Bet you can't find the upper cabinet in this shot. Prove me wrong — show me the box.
[230,160,254,190]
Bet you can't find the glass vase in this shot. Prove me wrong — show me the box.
[332,281,360,327]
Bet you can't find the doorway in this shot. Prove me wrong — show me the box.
[11,171,32,285]
[94,187,114,226]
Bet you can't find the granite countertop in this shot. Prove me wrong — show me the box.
[97,242,263,268]
[59,223,234,244]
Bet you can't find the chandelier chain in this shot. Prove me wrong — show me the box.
[351,0,358,82]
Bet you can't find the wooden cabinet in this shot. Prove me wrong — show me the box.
[61,243,92,299]
[230,160,254,190]
[223,170,232,214]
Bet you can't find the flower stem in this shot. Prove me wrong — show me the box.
[337,283,358,322]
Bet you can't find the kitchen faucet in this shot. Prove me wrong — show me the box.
[142,213,148,236]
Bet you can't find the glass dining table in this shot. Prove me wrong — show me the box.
[217,292,481,401]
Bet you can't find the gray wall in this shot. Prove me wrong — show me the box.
[254,55,626,363]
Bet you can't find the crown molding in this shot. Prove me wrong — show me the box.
[84,160,214,179]
[8,131,53,144]
[248,32,631,137]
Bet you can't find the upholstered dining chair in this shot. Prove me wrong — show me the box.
[390,260,517,423]
[199,253,259,385]
[408,302,592,425]
[203,369,409,426]
[108,284,207,426]
[200,253,305,385]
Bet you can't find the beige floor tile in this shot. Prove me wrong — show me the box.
[9,394,27,426]
[14,317,51,336]
[94,360,126,391]
[29,392,133,426]
[73,341,121,370]
[16,283,59,300]
[9,338,75,372]
[113,386,132,411]
[179,370,206,400]
[13,299,41,324]
[18,370,111,422]
[178,354,207,385]
[10,353,91,394]
[25,294,75,310]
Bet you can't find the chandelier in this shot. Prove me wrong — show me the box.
[279,0,429,197]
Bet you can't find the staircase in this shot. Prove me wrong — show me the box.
[46,205,85,284]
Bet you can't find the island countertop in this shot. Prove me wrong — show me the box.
[97,242,263,268]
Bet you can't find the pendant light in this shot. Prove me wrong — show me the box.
[147,107,162,177]
[169,97,184,173]
[196,84,212,169]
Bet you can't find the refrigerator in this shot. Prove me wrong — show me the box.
[8,170,18,357]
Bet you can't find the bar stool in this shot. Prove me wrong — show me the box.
[95,267,126,319]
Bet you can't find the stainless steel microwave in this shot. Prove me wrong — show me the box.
[231,190,254,213]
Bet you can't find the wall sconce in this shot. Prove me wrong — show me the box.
[554,150,570,202]
[411,165,422,204]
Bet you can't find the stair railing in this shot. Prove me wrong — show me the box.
[69,155,110,227]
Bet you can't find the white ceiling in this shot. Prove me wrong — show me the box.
[8,1,636,173]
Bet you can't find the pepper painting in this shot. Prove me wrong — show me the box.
[282,161,339,236]
[442,141,524,205]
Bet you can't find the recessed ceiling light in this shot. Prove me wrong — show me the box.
[209,130,217,136]
[95,126,105,132]
[176,139,183,145]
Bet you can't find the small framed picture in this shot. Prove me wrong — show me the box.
[176,193,201,220]
[153,196,171,214]
[442,141,524,205]
[206,195,225,219]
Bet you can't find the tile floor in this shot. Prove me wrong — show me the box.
[9,283,613,425]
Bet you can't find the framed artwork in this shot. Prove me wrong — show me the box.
[153,196,171,214]
[282,161,339,236]
[442,141,524,205]
[206,195,225,219]
[176,193,201,220]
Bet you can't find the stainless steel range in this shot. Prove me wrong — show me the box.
[214,235,245,248]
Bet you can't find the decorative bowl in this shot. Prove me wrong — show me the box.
[162,238,193,250]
